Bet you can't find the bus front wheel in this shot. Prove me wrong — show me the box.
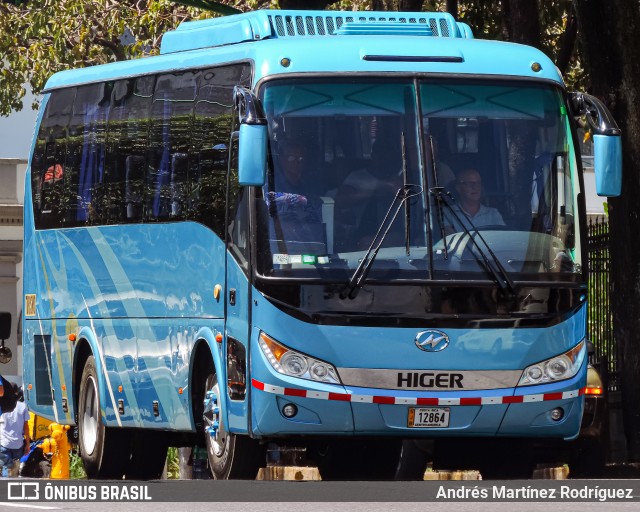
[203,372,263,479]
[78,355,129,479]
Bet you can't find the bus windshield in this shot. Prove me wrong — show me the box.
[256,78,582,283]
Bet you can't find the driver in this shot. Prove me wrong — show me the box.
[445,168,505,233]
[266,140,324,253]
[268,140,322,224]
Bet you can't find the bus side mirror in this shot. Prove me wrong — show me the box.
[569,92,622,197]
[234,86,267,186]
[593,134,622,197]
[0,312,12,364]
[238,124,267,186]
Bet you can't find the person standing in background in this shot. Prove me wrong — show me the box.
[0,382,30,476]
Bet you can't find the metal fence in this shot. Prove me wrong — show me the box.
[587,216,617,391]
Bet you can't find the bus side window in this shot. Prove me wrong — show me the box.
[66,83,111,226]
[33,88,75,230]
[125,155,145,222]
[190,63,250,237]
[108,76,154,225]
[227,137,250,270]
[170,152,188,218]
[147,71,197,222]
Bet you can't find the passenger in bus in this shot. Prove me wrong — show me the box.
[266,140,325,252]
[444,168,505,233]
[334,140,406,250]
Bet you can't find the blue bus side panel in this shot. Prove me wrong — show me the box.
[22,221,226,430]
[224,257,251,435]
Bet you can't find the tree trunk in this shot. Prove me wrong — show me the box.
[554,2,578,75]
[371,0,424,10]
[278,0,337,9]
[502,0,541,47]
[446,0,458,19]
[574,0,640,461]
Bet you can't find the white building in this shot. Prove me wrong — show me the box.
[0,158,26,376]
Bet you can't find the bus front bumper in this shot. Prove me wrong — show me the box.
[249,370,586,440]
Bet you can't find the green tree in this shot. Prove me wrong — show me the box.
[0,0,277,116]
[0,1,581,115]
[573,0,640,462]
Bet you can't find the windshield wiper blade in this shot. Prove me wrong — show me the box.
[401,132,411,257]
[341,184,422,300]
[426,136,448,260]
[430,188,516,296]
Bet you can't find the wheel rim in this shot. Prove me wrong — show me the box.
[204,376,228,459]
[81,375,98,456]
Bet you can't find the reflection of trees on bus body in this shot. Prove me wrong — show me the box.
[30,65,250,235]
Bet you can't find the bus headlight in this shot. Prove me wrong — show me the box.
[258,332,341,384]
[518,340,586,386]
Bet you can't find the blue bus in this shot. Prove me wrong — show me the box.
[22,9,622,479]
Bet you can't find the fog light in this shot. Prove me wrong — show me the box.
[282,403,298,418]
[550,407,564,421]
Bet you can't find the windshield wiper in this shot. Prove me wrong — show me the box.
[426,135,448,260]
[341,184,422,300]
[401,132,411,257]
[430,188,516,296]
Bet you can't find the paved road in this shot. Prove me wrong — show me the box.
[0,501,638,512]
[1,478,639,512]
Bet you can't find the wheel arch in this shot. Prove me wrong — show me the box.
[189,328,224,434]
[72,327,109,425]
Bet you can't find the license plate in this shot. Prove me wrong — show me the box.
[408,407,450,428]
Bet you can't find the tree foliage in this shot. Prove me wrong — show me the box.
[0,0,584,116]
[2,0,639,462]
[0,0,277,116]
[574,0,640,461]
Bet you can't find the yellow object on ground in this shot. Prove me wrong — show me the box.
[28,413,54,441]
[41,423,71,479]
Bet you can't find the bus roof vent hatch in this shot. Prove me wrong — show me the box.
[267,11,471,39]
[160,10,473,55]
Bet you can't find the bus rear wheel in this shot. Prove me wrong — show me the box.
[78,355,129,479]
[126,431,169,480]
[203,372,263,479]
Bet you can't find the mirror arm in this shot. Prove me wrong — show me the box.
[569,92,621,136]
[234,86,267,126]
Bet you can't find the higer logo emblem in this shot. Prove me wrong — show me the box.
[415,330,450,352]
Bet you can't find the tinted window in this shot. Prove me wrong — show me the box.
[66,83,111,226]
[147,71,198,221]
[106,76,154,224]
[33,88,75,229]
[32,63,251,233]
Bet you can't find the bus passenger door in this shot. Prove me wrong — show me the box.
[224,136,252,434]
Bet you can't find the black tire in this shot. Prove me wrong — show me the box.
[394,440,431,480]
[203,372,264,479]
[126,431,169,480]
[570,439,606,477]
[313,439,404,480]
[78,355,130,479]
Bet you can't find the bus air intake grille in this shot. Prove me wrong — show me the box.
[160,10,473,55]
[266,11,467,39]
